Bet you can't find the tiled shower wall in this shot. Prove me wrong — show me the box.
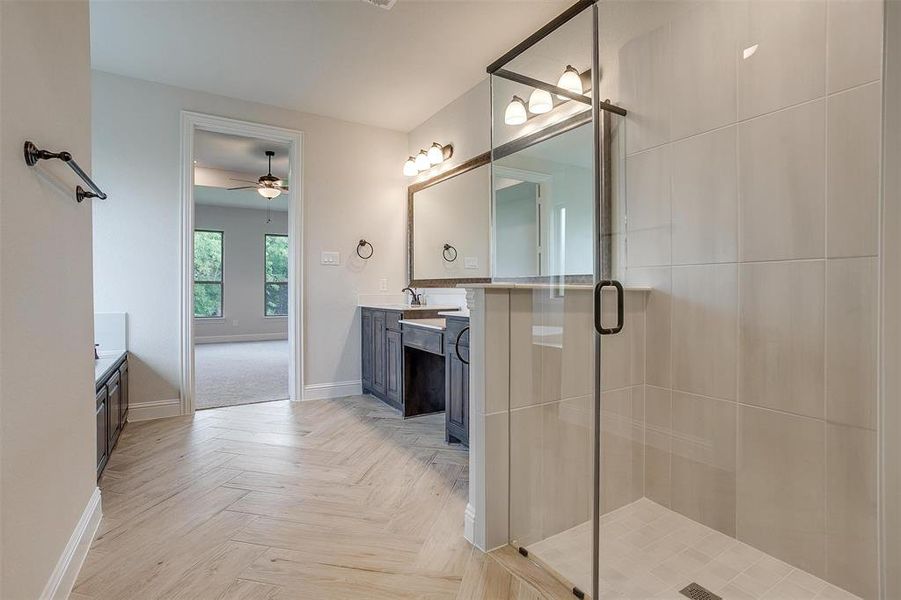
[607,0,883,597]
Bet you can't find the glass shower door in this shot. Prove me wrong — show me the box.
[489,5,622,598]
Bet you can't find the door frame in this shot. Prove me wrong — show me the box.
[179,111,304,413]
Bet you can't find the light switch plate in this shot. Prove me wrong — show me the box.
[464,256,478,269]
[321,251,340,266]
[379,278,388,291]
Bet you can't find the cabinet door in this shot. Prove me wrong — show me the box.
[107,374,121,449]
[96,388,108,476]
[119,361,129,429]
[446,343,469,446]
[361,311,373,391]
[372,311,387,396]
[386,330,403,405]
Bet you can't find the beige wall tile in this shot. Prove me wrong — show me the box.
[509,290,539,411]
[601,287,633,392]
[669,1,739,140]
[671,126,739,265]
[484,290,511,415]
[670,392,737,537]
[737,406,826,577]
[620,23,671,154]
[485,410,510,550]
[739,261,826,419]
[628,267,672,388]
[509,404,543,547]
[827,0,884,93]
[672,264,738,400]
[826,423,878,598]
[560,290,596,401]
[827,82,882,258]
[826,258,878,429]
[644,385,672,508]
[739,100,826,262]
[601,387,644,513]
[626,146,671,268]
[738,0,827,119]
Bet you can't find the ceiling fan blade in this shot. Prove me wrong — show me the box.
[227,186,258,191]
[229,178,260,185]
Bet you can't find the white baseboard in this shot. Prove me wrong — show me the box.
[464,502,475,546]
[302,380,362,400]
[195,333,288,344]
[128,398,182,421]
[40,487,102,600]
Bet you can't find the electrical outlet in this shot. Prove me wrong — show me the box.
[321,251,340,266]
[379,278,388,291]
[464,256,478,269]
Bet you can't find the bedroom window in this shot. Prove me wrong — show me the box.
[193,230,223,318]
[265,234,288,316]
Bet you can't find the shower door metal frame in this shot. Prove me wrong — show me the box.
[486,2,627,598]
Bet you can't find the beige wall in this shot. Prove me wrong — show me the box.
[604,0,884,596]
[0,1,97,597]
[92,72,409,406]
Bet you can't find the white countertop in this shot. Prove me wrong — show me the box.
[95,350,126,384]
[398,318,447,331]
[458,282,651,292]
[358,303,463,312]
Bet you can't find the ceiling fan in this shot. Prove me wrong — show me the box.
[228,150,288,199]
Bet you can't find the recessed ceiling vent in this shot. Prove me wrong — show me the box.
[361,0,396,9]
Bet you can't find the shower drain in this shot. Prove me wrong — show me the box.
[679,582,722,600]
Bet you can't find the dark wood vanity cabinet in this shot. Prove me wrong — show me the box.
[362,307,404,411]
[444,316,470,446]
[96,354,129,479]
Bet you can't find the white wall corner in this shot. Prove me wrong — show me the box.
[302,380,363,401]
[40,487,102,600]
[128,398,183,422]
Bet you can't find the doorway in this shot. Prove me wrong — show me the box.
[179,112,303,413]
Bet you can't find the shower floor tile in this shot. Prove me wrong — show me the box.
[525,498,860,600]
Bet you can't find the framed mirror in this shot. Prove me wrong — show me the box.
[408,152,492,287]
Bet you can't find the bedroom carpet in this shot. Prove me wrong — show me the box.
[195,340,289,409]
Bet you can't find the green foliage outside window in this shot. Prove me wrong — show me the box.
[265,234,288,316]
[194,230,223,318]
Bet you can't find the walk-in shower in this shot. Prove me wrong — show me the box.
[485,0,892,598]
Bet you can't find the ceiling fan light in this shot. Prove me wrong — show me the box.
[504,95,527,125]
[528,88,553,114]
[427,143,444,165]
[557,65,583,99]
[258,187,281,199]
[415,151,431,172]
[403,157,418,177]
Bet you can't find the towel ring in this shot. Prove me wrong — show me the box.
[356,239,374,260]
[443,243,458,262]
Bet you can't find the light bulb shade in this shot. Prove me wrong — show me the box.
[414,151,430,172]
[504,96,527,125]
[427,143,444,165]
[258,186,281,199]
[528,88,553,114]
[557,65,583,99]
[403,157,418,176]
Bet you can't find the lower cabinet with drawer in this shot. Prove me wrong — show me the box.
[96,353,129,479]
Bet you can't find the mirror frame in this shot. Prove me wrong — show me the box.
[407,151,492,287]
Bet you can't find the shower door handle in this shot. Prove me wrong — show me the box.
[593,280,624,335]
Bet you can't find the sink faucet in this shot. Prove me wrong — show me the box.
[401,286,422,306]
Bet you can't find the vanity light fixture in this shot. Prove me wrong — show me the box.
[504,95,527,125]
[427,143,445,166]
[414,150,431,172]
[403,143,454,177]
[557,65,583,99]
[528,88,553,114]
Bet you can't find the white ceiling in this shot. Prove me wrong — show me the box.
[194,130,291,178]
[195,185,290,212]
[89,0,570,132]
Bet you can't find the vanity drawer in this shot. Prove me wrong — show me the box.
[385,311,402,332]
[403,326,444,355]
